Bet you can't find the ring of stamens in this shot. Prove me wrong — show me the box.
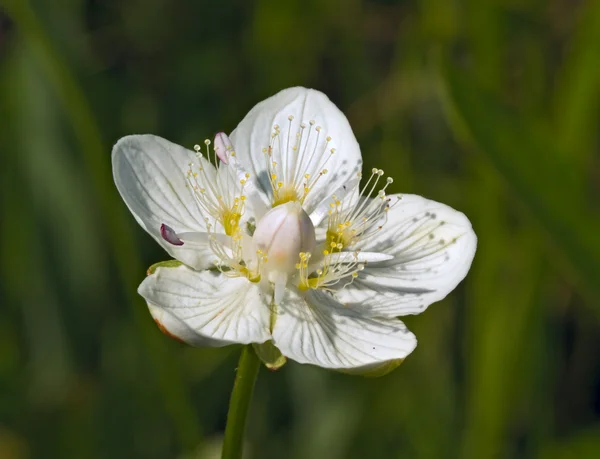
[326,168,397,251]
[186,139,263,282]
[264,116,336,207]
[187,140,250,237]
[296,250,365,292]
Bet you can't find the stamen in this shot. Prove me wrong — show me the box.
[183,134,264,283]
[297,250,365,292]
[262,116,338,206]
[325,168,398,250]
[186,135,248,237]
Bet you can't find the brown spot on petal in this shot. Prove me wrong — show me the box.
[153,317,186,344]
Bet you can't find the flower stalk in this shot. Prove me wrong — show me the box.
[221,345,261,459]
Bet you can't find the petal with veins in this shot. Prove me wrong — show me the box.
[139,265,271,346]
[229,87,362,214]
[112,135,216,270]
[272,289,417,370]
[335,194,477,317]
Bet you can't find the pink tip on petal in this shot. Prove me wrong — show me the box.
[160,224,184,246]
[214,132,233,165]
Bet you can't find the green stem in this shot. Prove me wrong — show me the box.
[221,345,261,459]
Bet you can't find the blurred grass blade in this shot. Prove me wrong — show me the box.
[440,59,600,305]
[553,0,600,168]
[2,0,202,448]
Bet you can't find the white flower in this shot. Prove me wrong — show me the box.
[112,87,477,374]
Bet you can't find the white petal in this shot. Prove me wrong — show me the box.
[272,289,417,370]
[138,265,271,346]
[336,194,477,317]
[229,87,363,213]
[112,135,215,270]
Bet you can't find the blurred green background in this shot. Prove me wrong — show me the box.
[1,0,600,458]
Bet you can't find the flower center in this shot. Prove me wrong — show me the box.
[253,201,316,275]
[180,131,397,300]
